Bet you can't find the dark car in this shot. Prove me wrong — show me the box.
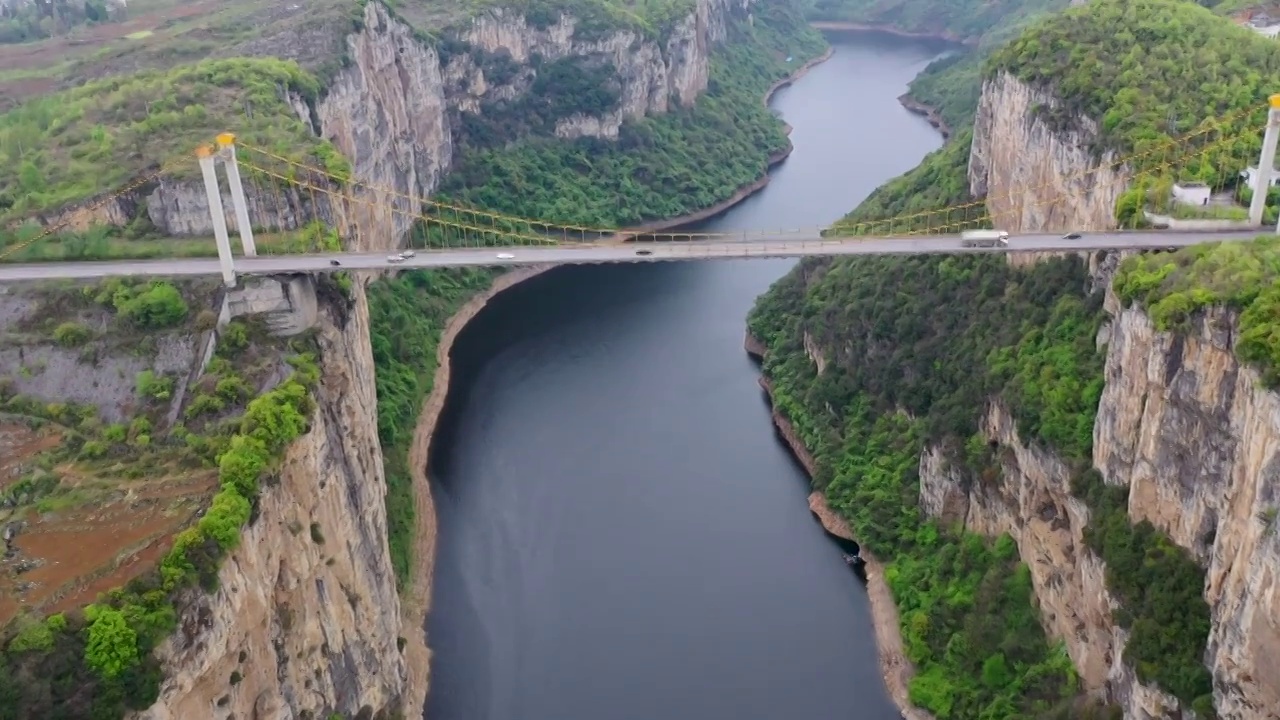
[329,259,341,266]
[636,249,653,256]
[1062,232,1082,240]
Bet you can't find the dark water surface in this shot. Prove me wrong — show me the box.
[425,32,949,720]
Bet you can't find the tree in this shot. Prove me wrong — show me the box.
[84,606,139,679]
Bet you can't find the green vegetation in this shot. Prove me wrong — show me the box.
[748,252,1108,718]
[829,128,982,234]
[453,55,624,149]
[483,0,698,39]
[0,57,343,223]
[806,0,1068,131]
[442,3,826,226]
[1073,470,1214,712]
[989,0,1280,168]
[0,279,320,719]
[807,0,1066,40]
[0,0,117,43]
[367,268,498,587]
[1114,236,1280,386]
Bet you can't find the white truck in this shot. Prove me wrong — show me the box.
[960,229,1010,248]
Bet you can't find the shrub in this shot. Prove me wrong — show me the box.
[114,282,189,329]
[52,321,92,347]
[84,606,140,680]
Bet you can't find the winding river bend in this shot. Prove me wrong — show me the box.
[425,32,950,720]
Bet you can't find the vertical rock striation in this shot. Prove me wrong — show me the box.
[136,284,407,720]
[968,72,1127,234]
[1095,301,1280,720]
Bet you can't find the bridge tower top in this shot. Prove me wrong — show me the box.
[1270,94,1280,109]
[216,133,236,148]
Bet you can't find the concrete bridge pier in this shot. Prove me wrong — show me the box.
[197,145,237,288]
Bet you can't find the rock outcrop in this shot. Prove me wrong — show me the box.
[915,287,1280,719]
[968,72,1127,234]
[136,283,408,720]
[959,66,1280,717]
[917,405,1183,719]
[1095,302,1280,720]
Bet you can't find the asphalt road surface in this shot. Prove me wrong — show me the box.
[0,229,1265,282]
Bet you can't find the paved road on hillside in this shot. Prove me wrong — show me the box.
[0,229,1264,282]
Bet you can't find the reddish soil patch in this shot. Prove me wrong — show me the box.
[0,424,61,492]
[0,0,221,73]
[0,469,216,624]
[0,0,228,108]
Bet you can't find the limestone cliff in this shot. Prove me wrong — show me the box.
[968,71,1127,234]
[1095,301,1280,720]
[134,283,408,720]
[955,67,1278,718]
[917,405,1184,719]
[916,285,1280,719]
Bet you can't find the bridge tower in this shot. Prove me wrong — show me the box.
[1249,94,1280,228]
[196,144,237,287]
[215,133,258,258]
[196,134,260,287]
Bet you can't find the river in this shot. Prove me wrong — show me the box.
[424,32,950,720]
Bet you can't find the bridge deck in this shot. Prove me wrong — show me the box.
[0,229,1264,282]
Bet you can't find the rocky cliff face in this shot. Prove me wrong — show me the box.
[917,405,1183,719]
[47,0,744,240]
[916,282,1280,719]
[136,283,408,720]
[1095,301,1280,720]
[962,69,1277,715]
[968,72,1127,234]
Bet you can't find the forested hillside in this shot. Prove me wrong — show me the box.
[442,1,825,226]
[749,253,1110,718]
[809,0,1071,130]
[989,0,1280,159]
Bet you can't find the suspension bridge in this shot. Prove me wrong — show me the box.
[3,98,1280,283]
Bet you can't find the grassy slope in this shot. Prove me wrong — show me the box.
[0,57,344,223]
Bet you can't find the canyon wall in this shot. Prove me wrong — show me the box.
[134,284,410,720]
[918,293,1280,720]
[968,71,1127,234]
[932,70,1279,718]
[1095,301,1280,719]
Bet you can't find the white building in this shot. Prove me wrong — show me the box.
[1171,182,1211,206]
[1242,166,1280,192]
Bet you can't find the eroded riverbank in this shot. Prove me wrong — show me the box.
[746,333,935,720]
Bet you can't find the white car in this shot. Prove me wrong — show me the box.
[386,255,405,264]
[400,249,416,258]
[496,253,515,260]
